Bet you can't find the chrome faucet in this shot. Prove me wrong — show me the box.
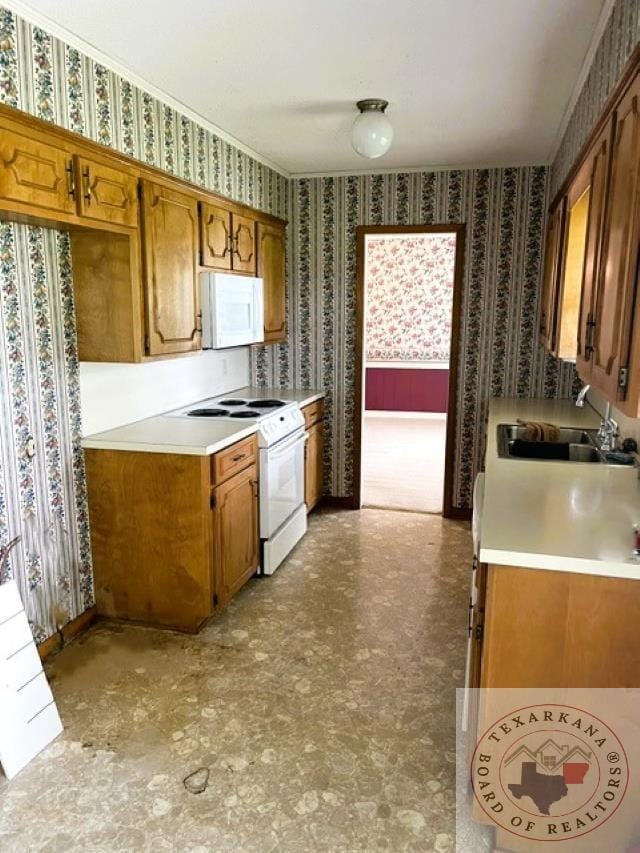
[575,384,590,407]
[597,403,619,452]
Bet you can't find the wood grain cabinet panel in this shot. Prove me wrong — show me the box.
[575,123,611,379]
[304,421,324,512]
[479,564,640,689]
[141,180,201,356]
[591,72,640,407]
[85,436,262,631]
[257,221,286,343]
[232,213,256,273]
[0,125,75,217]
[75,155,138,228]
[539,199,566,352]
[302,400,324,512]
[200,202,232,269]
[213,463,259,606]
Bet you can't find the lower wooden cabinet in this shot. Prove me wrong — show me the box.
[84,435,259,632]
[475,563,640,688]
[213,465,259,606]
[302,399,324,512]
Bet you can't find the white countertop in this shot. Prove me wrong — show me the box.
[479,398,640,580]
[81,387,324,456]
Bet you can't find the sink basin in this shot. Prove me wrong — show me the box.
[496,424,603,463]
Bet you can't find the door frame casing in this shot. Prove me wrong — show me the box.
[353,223,467,518]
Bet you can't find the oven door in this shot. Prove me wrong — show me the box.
[259,429,305,538]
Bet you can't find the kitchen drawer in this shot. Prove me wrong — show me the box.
[302,399,324,429]
[212,434,258,485]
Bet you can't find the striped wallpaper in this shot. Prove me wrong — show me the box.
[0,6,286,641]
[0,0,636,639]
[551,0,640,194]
[254,169,577,507]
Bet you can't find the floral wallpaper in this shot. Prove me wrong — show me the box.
[364,234,456,363]
[0,5,286,641]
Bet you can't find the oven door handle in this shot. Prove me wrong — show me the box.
[267,430,305,458]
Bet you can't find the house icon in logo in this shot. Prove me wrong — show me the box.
[505,738,592,776]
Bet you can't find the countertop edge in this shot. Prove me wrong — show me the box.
[479,547,640,581]
[82,423,258,456]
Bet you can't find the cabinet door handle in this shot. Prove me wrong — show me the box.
[585,313,596,358]
[232,453,246,462]
[82,167,91,204]
[65,161,76,199]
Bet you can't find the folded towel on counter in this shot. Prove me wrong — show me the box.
[516,420,561,442]
[510,439,570,460]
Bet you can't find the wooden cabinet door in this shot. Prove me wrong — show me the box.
[75,155,138,228]
[141,180,200,356]
[257,221,286,343]
[539,199,566,352]
[214,464,259,606]
[0,125,75,217]
[200,202,232,269]
[576,123,611,379]
[305,421,324,511]
[231,213,256,273]
[591,74,640,403]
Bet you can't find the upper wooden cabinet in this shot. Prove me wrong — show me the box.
[141,180,201,356]
[544,59,640,417]
[231,213,256,273]
[590,73,640,409]
[539,199,565,352]
[200,203,257,274]
[575,123,611,377]
[258,221,286,343]
[200,202,232,270]
[0,103,287,362]
[75,155,138,228]
[0,123,75,219]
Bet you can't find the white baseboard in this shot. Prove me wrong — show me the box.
[364,410,447,420]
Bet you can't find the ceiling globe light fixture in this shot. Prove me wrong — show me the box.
[351,98,394,159]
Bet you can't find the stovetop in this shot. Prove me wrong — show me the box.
[166,395,304,446]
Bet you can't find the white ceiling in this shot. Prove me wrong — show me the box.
[13,0,608,175]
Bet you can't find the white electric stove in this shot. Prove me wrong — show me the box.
[168,395,307,574]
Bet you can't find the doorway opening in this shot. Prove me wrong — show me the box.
[353,225,466,517]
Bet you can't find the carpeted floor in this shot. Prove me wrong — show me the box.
[362,414,447,513]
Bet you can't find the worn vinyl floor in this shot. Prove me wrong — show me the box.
[0,508,471,853]
[362,415,447,514]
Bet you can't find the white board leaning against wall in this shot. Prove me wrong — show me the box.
[0,580,63,780]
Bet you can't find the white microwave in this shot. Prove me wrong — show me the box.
[200,272,264,349]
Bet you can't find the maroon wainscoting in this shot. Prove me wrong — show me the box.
[365,367,449,413]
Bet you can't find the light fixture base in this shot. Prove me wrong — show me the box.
[356,98,389,114]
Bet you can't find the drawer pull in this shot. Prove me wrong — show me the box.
[232,453,246,462]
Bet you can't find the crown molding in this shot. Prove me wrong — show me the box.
[547,0,617,164]
[5,0,291,178]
